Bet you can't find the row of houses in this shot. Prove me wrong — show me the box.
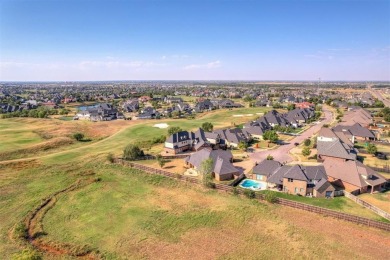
[243,108,316,139]
[164,108,317,155]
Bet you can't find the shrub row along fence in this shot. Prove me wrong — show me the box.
[129,154,190,161]
[344,191,390,221]
[114,158,390,232]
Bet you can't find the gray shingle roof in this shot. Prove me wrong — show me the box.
[185,148,238,176]
[317,139,357,160]
[252,160,282,177]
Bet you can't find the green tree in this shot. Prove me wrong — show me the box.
[302,146,311,157]
[201,122,214,132]
[263,130,279,143]
[238,141,248,151]
[167,126,182,136]
[73,132,84,141]
[123,144,144,160]
[199,158,214,188]
[156,154,166,168]
[304,138,311,147]
[367,143,378,156]
[287,103,296,111]
[243,95,253,102]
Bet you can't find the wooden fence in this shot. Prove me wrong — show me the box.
[114,158,390,232]
[344,191,390,220]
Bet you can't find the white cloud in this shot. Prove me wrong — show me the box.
[183,60,221,70]
[77,60,167,70]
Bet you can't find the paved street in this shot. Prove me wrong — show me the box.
[249,107,333,163]
[368,85,390,107]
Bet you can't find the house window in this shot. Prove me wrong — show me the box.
[300,188,304,192]
[288,178,293,182]
[256,175,263,181]
[294,187,298,193]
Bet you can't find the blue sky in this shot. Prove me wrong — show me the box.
[0,0,389,81]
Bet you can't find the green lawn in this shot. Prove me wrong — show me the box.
[0,120,43,152]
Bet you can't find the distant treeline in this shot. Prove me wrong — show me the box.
[1,107,70,119]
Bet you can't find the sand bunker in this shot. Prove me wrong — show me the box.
[233,114,254,117]
[153,123,169,129]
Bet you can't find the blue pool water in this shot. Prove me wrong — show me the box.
[239,179,266,191]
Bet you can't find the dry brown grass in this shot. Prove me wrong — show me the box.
[359,192,390,213]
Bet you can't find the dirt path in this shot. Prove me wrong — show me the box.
[22,178,100,258]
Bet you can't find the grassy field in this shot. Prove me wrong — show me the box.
[2,160,389,259]
[1,108,390,259]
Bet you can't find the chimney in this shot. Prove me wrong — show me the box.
[352,135,355,144]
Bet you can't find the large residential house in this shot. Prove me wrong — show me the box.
[76,103,123,121]
[263,110,290,127]
[252,161,335,198]
[213,128,251,148]
[284,108,315,127]
[340,107,372,127]
[252,160,282,181]
[184,148,240,181]
[324,158,387,194]
[333,123,375,141]
[211,99,243,109]
[123,100,139,112]
[193,99,215,113]
[137,107,160,119]
[164,128,209,155]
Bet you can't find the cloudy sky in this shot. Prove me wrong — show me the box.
[0,0,389,81]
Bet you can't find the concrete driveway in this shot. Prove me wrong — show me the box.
[249,107,333,164]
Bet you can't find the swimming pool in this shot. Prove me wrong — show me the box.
[239,179,267,191]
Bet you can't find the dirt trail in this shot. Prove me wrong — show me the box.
[22,178,100,259]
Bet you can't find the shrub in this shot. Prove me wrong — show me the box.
[367,143,378,155]
[11,248,42,260]
[304,138,311,147]
[201,122,214,132]
[243,189,256,199]
[106,153,114,163]
[264,191,277,203]
[73,133,84,141]
[232,187,239,195]
[151,135,166,144]
[123,144,144,160]
[266,154,274,160]
[156,154,166,168]
[302,146,311,157]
